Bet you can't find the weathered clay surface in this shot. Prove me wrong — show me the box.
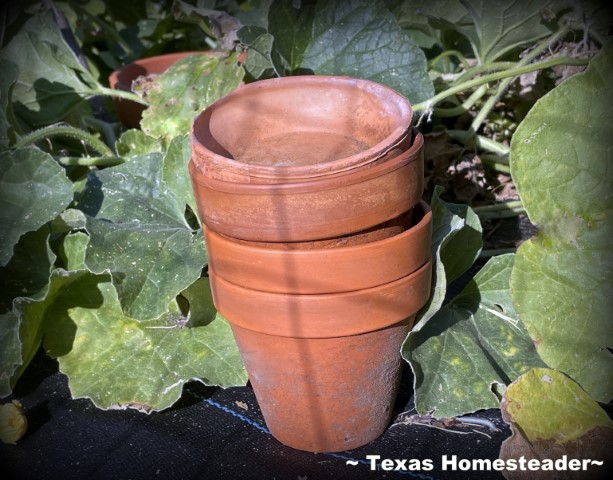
[204,201,431,294]
[190,128,424,242]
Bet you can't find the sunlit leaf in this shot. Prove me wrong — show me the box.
[510,45,613,403]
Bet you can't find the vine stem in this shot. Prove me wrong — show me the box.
[446,130,510,156]
[434,85,488,117]
[470,26,572,132]
[474,200,525,219]
[94,86,149,106]
[480,156,510,173]
[14,124,114,156]
[429,49,471,71]
[412,56,587,113]
[58,156,125,167]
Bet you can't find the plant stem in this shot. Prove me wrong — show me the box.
[453,62,518,84]
[429,49,471,71]
[446,130,510,156]
[58,156,125,167]
[470,26,572,132]
[434,85,487,117]
[479,248,517,258]
[474,200,525,219]
[94,86,149,106]
[14,125,114,156]
[480,154,511,173]
[413,56,587,113]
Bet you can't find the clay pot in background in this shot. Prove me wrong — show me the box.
[109,51,204,128]
[191,75,413,184]
[190,128,424,242]
[205,200,432,294]
[209,260,432,452]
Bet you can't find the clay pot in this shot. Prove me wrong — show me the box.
[109,51,204,128]
[209,260,432,452]
[204,200,432,294]
[190,128,424,242]
[191,75,413,184]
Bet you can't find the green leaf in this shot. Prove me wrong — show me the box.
[0,226,55,314]
[0,226,55,396]
[0,12,97,129]
[0,148,73,266]
[161,135,197,215]
[408,186,483,329]
[115,129,163,158]
[405,255,546,417]
[59,231,89,272]
[2,268,89,396]
[267,0,316,74]
[0,312,21,397]
[301,0,434,103]
[44,276,246,412]
[458,0,554,64]
[503,368,612,443]
[499,368,613,475]
[138,52,244,143]
[0,59,19,148]
[236,26,276,78]
[79,152,206,320]
[392,0,471,51]
[510,45,613,403]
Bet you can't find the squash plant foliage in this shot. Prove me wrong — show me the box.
[0,0,610,438]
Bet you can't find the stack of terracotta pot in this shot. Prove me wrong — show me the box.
[189,76,432,453]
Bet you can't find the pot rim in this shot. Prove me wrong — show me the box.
[210,258,432,338]
[207,199,431,255]
[109,51,212,92]
[191,75,413,182]
[190,127,423,194]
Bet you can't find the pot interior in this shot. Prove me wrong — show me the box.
[194,77,412,168]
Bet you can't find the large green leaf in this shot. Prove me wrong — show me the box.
[161,135,197,215]
[301,0,434,103]
[115,129,163,158]
[78,153,206,320]
[44,276,246,412]
[499,368,613,478]
[0,312,20,397]
[458,0,554,64]
[0,226,55,314]
[0,11,97,129]
[0,148,73,266]
[392,0,471,51]
[138,52,244,143]
[407,186,483,329]
[0,227,55,396]
[267,0,316,74]
[510,46,613,403]
[236,26,276,78]
[0,268,88,397]
[405,255,546,417]
[0,59,19,148]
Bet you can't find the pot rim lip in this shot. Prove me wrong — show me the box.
[210,257,431,302]
[190,128,423,194]
[191,75,413,181]
[109,50,213,91]
[205,199,431,255]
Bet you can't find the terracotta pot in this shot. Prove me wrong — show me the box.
[109,51,205,128]
[190,128,424,242]
[191,75,413,184]
[204,200,431,294]
[209,260,432,452]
